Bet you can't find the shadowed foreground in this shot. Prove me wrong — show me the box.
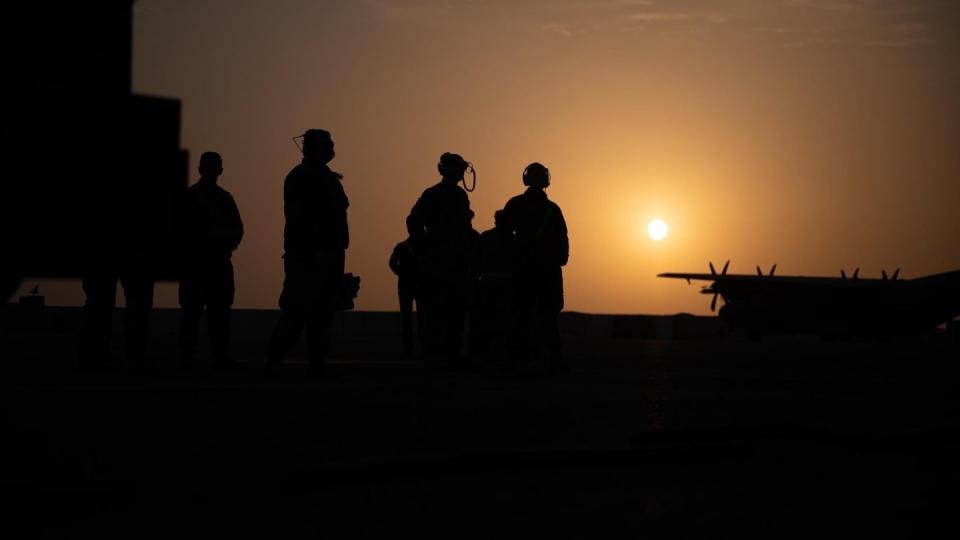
[2,308,959,537]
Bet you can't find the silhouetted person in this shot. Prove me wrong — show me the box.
[500,162,569,371]
[406,152,477,368]
[178,152,244,370]
[389,236,420,356]
[268,129,348,375]
[79,157,161,371]
[470,210,517,354]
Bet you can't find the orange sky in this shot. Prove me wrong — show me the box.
[20,0,960,315]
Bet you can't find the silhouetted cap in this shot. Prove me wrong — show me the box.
[300,129,334,159]
[303,129,333,145]
[199,151,222,166]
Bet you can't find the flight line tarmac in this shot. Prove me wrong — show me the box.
[2,308,959,538]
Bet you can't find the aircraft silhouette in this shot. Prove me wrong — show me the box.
[660,262,960,337]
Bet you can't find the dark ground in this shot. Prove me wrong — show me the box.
[2,307,960,538]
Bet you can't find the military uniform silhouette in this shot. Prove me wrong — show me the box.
[500,162,569,370]
[470,210,516,354]
[406,152,477,367]
[80,260,154,370]
[389,237,420,356]
[178,152,243,369]
[268,129,348,374]
[79,153,160,370]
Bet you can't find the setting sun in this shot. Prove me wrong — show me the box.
[648,219,668,241]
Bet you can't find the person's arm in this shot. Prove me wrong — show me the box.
[459,189,475,232]
[389,244,403,276]
[336,180,350,250]
[555,205,569,267]
[181,192,200,253]
[499,199,517,236]
[226,193,244,252]
[406,193,426,239]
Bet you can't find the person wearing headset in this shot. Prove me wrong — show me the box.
[267,129,349,376]
[498,162,569,372]
[405,152,478,369]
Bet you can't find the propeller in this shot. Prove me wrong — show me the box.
[892,268,900,281]
[758,264,777,277]
[882,270,888,281]
[706,260,729,312]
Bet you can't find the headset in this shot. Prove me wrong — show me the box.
[293,129,334,154]
[522,162,550,189]
[437,152,477,192]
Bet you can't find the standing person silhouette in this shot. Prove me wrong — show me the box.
[406,152,477,369]
[79,150,159,372]
[178,152,244,370]
[267,129,348,376]
[389,236,419,357]
[499,162,569,371]
[470,210,516,355]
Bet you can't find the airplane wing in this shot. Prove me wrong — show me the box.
[657,273,886,286]
[658,273,719,282]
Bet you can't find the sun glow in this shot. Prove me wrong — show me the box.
[648,219,668,241]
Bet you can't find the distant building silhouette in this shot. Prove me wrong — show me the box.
[1,3,188,368]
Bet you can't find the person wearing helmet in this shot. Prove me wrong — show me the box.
[178,152,244,370]
[499,162,569,372]
[405,152,477,369]
[267,129,349,376]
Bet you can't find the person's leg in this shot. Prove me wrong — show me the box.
[303,253,343,373]
[80,272,117,369]
[505,274,539,370]
[207,259,235,369]
[399,283,415,356]
[207,304,232,368]
[543,308,566,371]
[179,302,203,369]
[268,258,308,367]
[443,294,467,369]
[178,269,202,369]
[121,272,155,371]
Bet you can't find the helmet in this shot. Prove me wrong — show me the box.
[522,162,550,189]
[437,152,469,177]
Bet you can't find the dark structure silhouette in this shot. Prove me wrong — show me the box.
[660,263,960,337]
[500,163,569,370]
[268,129,349,374]
[406,153,478,368]
[178,152,244,369]
[1,2,188,367]
[470,210,517,354]
[389,237,420,356]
